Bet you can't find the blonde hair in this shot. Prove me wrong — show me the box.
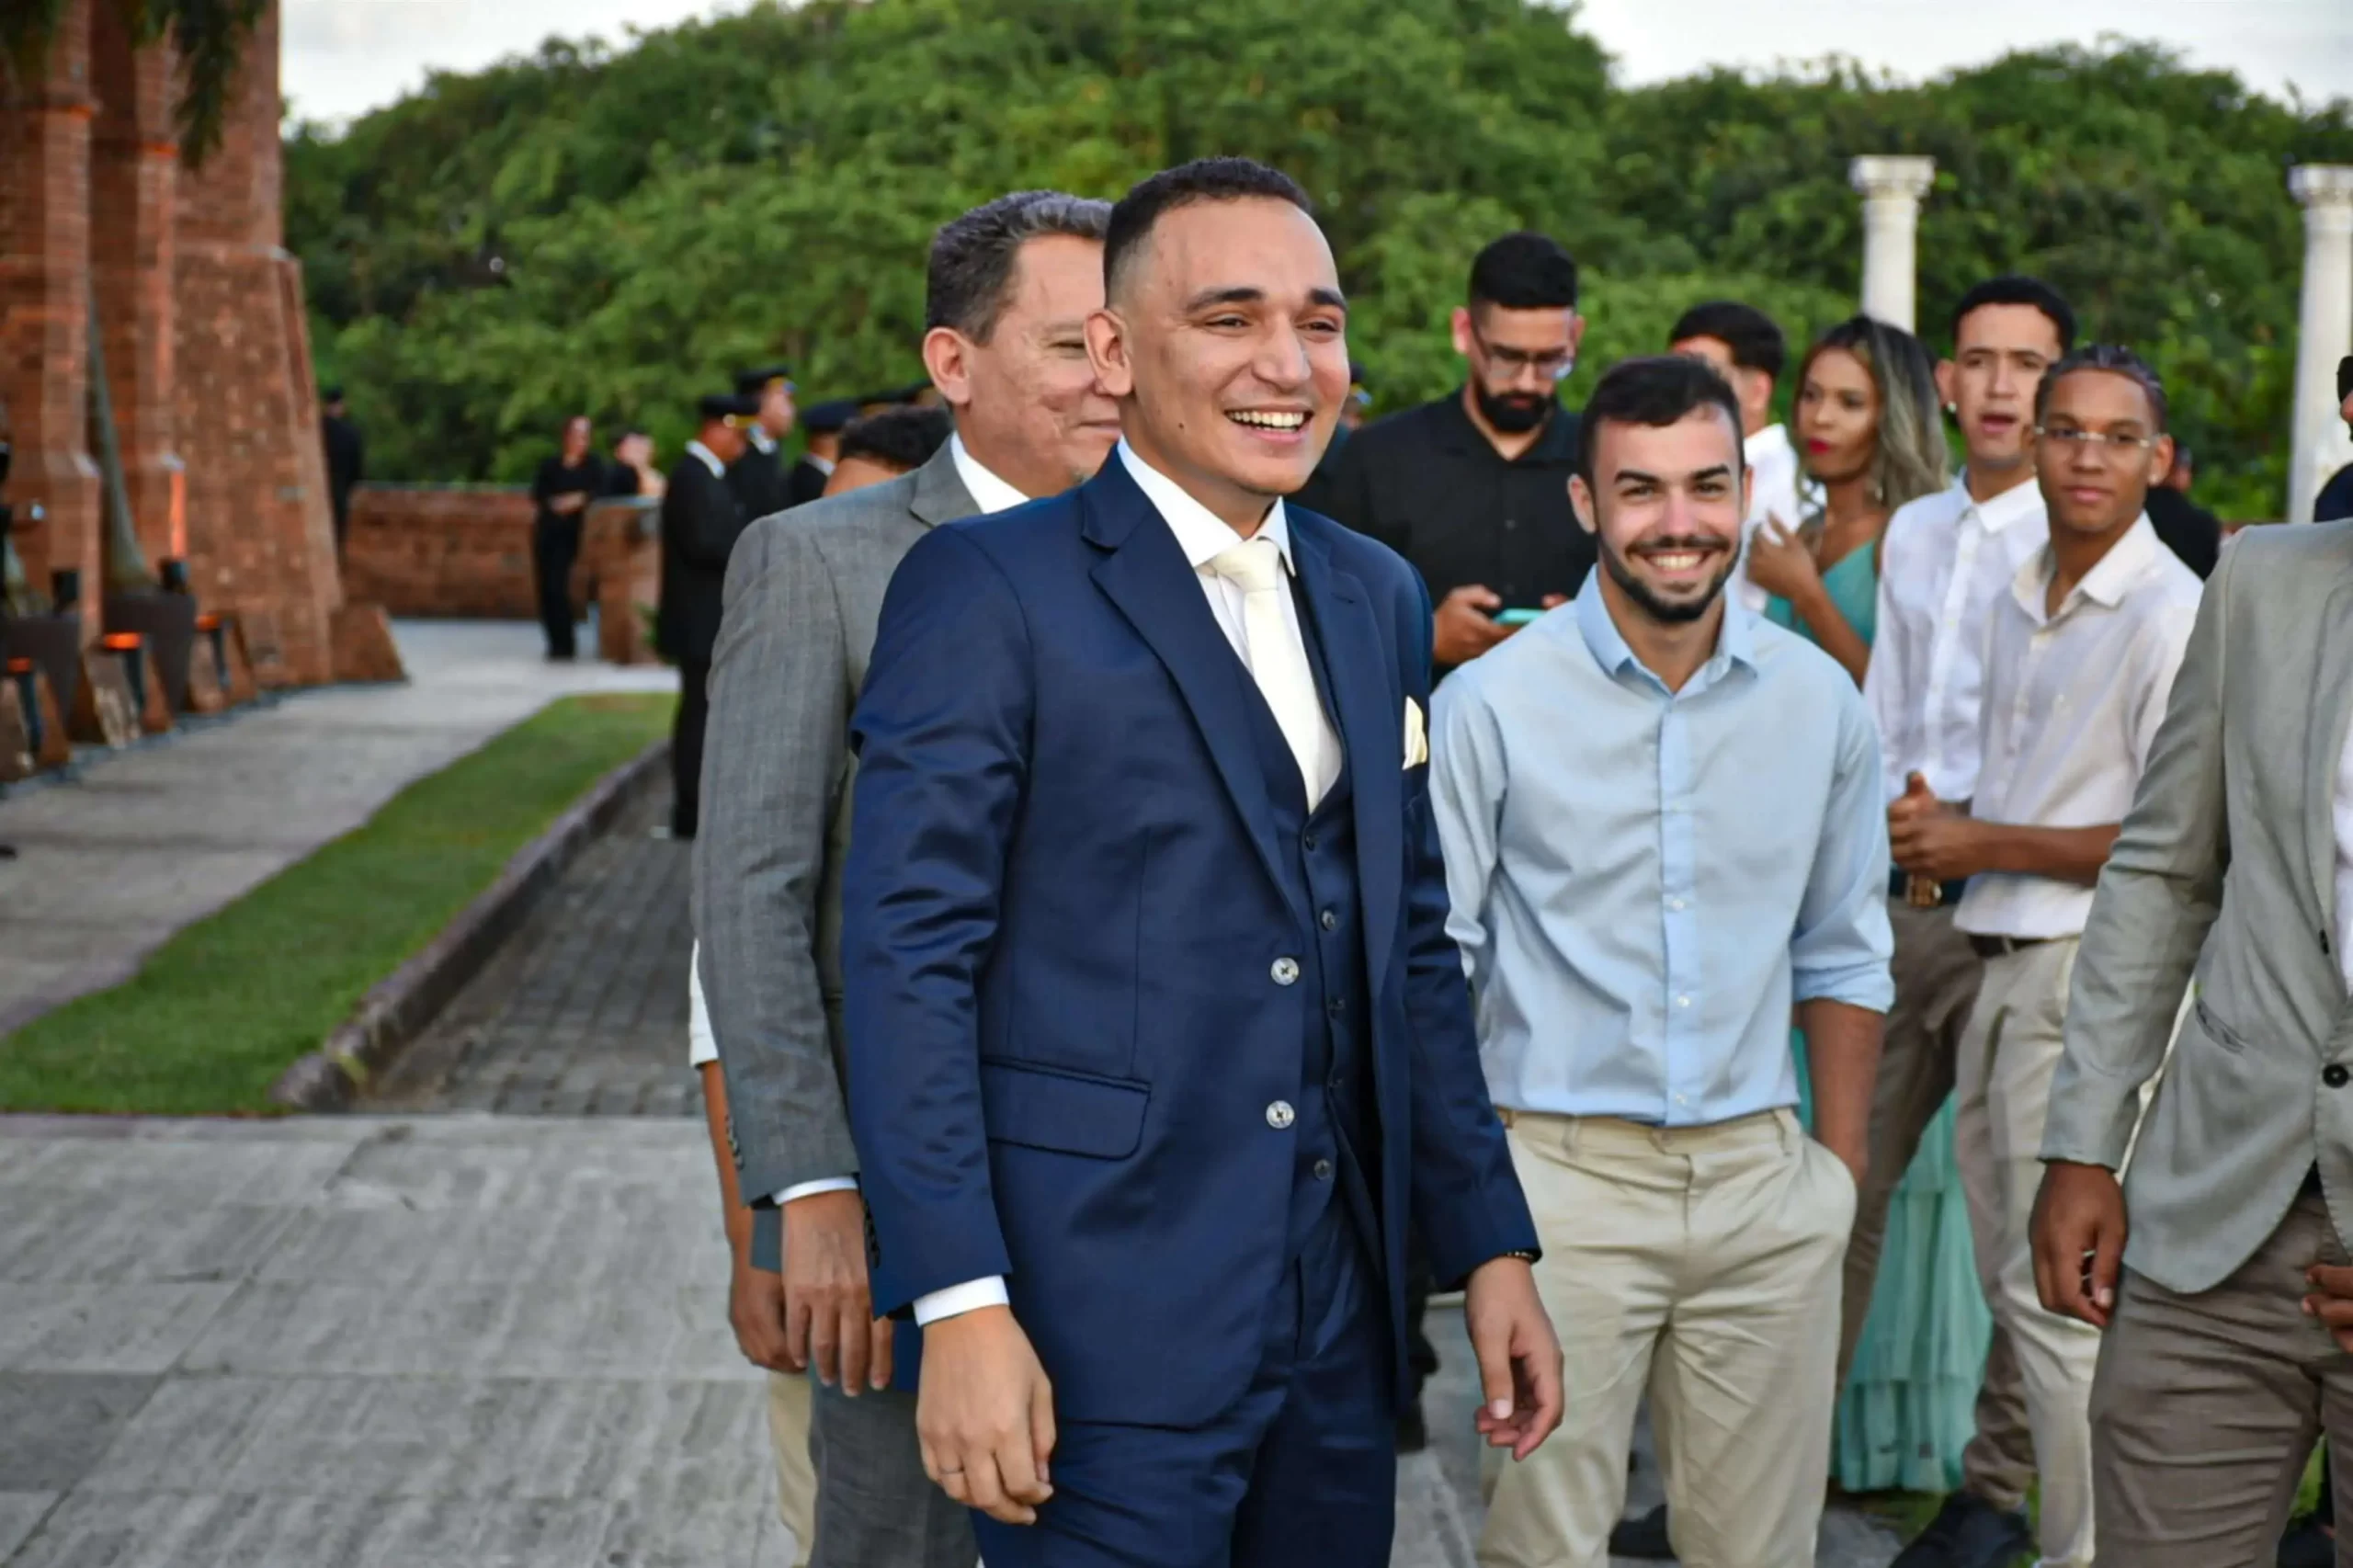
[1797,315,1947,522]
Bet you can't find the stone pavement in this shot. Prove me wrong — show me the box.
[365,784,697,1118]
[0,1110,1903,1568]
[0,619,674,1033]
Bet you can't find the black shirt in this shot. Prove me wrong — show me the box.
[2144,486,2222,581]
[1317,389,1590,613]
[530,456,607,534]
[2318,461,2353,524]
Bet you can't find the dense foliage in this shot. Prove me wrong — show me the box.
[286,0,2353,516]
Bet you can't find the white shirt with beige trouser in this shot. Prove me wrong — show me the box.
[1950,518,2199,1568]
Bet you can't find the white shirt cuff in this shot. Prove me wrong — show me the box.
[687,941,718,1066]
[913,1277,1010,1326]
[776,1177,859,1206]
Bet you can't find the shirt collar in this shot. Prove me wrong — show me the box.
[949,434,1029,516]
[1116,439,1294,574]
[1570,569,1754,685]
[1961,472,2046,534]
[1744,423,1791,466]
[805,453,835,476]
[686,440,724,478]
[2013,515,2164,620]
[746,426,777,455]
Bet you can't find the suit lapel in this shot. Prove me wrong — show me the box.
[1290,520,1403,983]
[2307,575,2353,949]
[1082,466,1298,916]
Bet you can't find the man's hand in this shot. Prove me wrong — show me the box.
[549,489,588,515]
[728,1258,797,1371]
[1889,800,1992,881]
[915,1306,1056,1525]
[2031,1161,2128,1328]
[1434,585,1513,666]
[2304,1265,2353,1354]
[1462,1256,1563,1460]
[783,1188,891,1393]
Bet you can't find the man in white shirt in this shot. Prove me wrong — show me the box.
[1851,275,2075,1568]
[693,188,1121,1568]
[1891,347,2200,1568]
[1669,300,1807,614]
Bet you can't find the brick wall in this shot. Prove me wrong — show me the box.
[343,485,585,619]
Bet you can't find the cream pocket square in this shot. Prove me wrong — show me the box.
[1403,697,1428,768]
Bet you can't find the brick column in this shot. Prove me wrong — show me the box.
[174,0,342,682]
[0,0,101,619]
[90,0,182,578]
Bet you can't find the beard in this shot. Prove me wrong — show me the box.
[1600,534,1736,625]
[1474,381,1556,435]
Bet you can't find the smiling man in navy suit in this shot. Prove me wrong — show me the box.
[840,158,1562,1566]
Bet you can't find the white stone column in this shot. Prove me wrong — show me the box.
[2289,165,2353,526]
[1848,156,1938,333]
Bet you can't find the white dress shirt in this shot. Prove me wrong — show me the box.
[915,441,1344,1328]
[1729,424,1810,614]
[1955,518,2201,940]
[747,426,778,456]
[685,439,726,479]
[1865,474,2051,805]
[2334,724,2353,994]
[683,437,1034,1237]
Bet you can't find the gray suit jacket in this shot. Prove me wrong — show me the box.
[692,446,978,1199]
[2046,521,2353,1293]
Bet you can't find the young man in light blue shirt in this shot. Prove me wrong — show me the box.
[1432,354,1893,1568]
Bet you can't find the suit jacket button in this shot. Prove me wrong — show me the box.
[2328,1065,2350,1089]
[1266,1100,1296,1130]
[1271,957,1301,985]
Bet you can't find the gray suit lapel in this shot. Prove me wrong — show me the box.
[2306,574,2353,950]
[907,444,980,529]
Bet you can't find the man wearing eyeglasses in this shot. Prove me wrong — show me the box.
[1885,347,2200,1568]
[1318,232,1591,676]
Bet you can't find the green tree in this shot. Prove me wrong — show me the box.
[3,0,267,165]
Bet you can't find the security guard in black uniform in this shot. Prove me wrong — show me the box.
[728,367,797,522]
[659,392,758,839]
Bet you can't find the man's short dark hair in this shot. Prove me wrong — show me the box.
[1576,356,1745,488]
[837,405,955,474]
[1668,301,1786,383]
[2034,344,2169,431]
[926,190,1113,342]
[1104,157,1313,302]
[1469,232,1578,312]
[1950,275,2077,356]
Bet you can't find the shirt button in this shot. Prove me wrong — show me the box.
[1313,1158,1335,1181]
[1320,909,1339,931]
[1267,1100,1296,1130]
[1271,957,1300,986]
[1503,517,1518,531]
[1676,994,1692,1009]
[2327,1065,2350,1089]
[1667,897,1687,913]
[1327,997,1346,1017]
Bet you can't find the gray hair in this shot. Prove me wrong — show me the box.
[926,190,1112,342]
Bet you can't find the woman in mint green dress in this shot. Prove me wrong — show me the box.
[1748,316,1987,1494]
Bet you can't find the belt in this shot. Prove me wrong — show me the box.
[1887,869,1970,906]
[1968,934,2052,960]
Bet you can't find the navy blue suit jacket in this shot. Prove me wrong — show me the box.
[841,457,1537,1427]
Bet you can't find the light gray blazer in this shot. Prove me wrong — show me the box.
[691,446,977,1199]
[2046,520,2353,1293]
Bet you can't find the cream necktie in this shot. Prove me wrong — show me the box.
[1208,537,1327,808]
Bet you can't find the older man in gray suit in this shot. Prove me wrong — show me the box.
[692,187,1121,1566]
[2034,504,2353,1561]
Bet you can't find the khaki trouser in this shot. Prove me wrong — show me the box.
[767,1368,817,1565]
[2089,1190,2353,1565]
[1478,1108,1852,1568]
[1842,898,2037,1510]
[1953,937,2104,1568]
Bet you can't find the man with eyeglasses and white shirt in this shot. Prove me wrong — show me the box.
[1886,346,2200,1568]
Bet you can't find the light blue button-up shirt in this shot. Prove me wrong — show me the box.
[1429,580,1893,1124]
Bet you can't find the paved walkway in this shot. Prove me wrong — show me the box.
[0,619,673,1032]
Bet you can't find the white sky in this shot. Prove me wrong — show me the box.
[283,0,2352,127]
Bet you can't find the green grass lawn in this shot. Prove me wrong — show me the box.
[0,692,674,1116]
